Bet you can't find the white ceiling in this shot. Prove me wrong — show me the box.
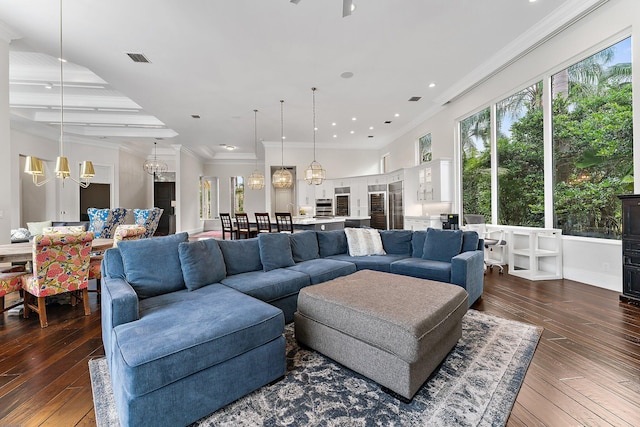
[0,0,604,160]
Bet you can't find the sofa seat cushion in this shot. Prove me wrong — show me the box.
[287,259,356,285]
[112,284,284,398]
[327,254,410,273]
[390,258,452,283]
[221,268,310,302]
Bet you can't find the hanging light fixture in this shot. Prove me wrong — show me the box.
[304,87,326,185]
[272,100,293,189]
[24,0,95,188]
[143,141,169,175]
[247,109,265,190]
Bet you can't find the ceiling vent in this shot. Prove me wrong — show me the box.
[408,96,422,102]
[384,120,392,124]
[126,53,150,63]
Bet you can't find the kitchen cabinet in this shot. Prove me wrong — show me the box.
[404,216,442,231]
[413,159,452,202]
[350,177,368,217]
[387,169,404,184]
[315,179,334,200]
[619,194,640,303]
[297,180,316,207]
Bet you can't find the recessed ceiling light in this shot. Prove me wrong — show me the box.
[333,134,337,138]
[429,83,436,88]
[340,71,354,79]
[57,57,67,63]
[350,130,355,134]
[394,113,400,117]
[332,122,336,126]
[314,127,318,131]
[44,83,53,89]
[220,144,236,151]
[352,117,357,121]
[369,126,374,130]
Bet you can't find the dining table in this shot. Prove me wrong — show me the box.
[0,238,114,263]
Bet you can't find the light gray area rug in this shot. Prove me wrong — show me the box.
[89,309,541,427]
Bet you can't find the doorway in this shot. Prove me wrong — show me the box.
[154,181,175,235]
[80,184,110,221]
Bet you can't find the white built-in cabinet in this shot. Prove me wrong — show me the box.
[297,180,316,207]
[315,179,334,199]
[350,177,368,217]
[505,227,563,280]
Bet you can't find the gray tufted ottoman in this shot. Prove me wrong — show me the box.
[294,270,468,401]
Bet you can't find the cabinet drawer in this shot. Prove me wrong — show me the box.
[623,240,640,254]
[623,265,640,299]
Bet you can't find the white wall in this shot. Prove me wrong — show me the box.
[379,0,639,292]
[176,145,204,235]
[0,37,9,243]
[118,148,150,210]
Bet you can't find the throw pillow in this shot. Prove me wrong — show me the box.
[344,227,386,257]
[258,233,295,272]
[217,238,263,275]
[411,230,428,258]
[27,220,52,236]
[289,231,319,262]
[422,228,463,262]
[462,230,480,252]
[118,232,189,299]
[10,228,31,242]
[380,230,413,255]
[178,239,226,291]
[317,230,348,257]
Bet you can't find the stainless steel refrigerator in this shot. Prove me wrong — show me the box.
[388,181,404,230]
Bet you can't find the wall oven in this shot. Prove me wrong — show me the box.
[315,198,333,217]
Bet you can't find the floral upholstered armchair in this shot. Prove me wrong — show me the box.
[134,207,164,238]
[87,207,129,239]
[21,231,93,328]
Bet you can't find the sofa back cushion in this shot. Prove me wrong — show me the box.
[118,232,189,299]
[462,231,480,253]
[218,238,263,275]
[258,233,295,272]
[411,230,428,258]
[380,230,413,255]
[178,239,226,291]
[344,228,386,256]
[422,228,463,262]
[317,230,348,257]
[289,231,319,262]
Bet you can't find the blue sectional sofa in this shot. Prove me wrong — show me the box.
[100,228,483,426]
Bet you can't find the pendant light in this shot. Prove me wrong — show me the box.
[272,100,293,189]
[24,0,95,188]
[143,141,169,175]
[247,109,265,190]
[304,87,326,185]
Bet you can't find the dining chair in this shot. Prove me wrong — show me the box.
[275,212,294,233]
[0,265,29,312]
[88,224,147,296]
[21,231,93,328]
[235,213,257,239]
[254,212,273,233]
[134,207,164,238]
[220,213,236,240]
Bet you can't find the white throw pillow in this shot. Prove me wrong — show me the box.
[344,227,386,257]
[27,220,53,236]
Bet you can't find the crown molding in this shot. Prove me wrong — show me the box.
[434,0,610,106]
[0,20,20,44]
[261,140,379,151]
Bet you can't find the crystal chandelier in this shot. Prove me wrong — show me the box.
[272,100,293,189]
[24,0,94,188]
[304,87,326,185]
[247,109,265,190]
[143,141,169,175]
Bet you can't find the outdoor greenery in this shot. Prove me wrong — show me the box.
[461,38,632,239]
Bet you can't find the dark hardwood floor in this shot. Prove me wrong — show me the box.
[1,269,639,426]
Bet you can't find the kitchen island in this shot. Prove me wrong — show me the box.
[292,217,345,231]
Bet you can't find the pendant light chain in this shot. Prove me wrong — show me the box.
[59,0,64,157]
[312,87,317,161]
[280,100,285,167]
[254,109,258,169]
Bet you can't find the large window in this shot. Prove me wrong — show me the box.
[461,107,491,223]
[231,176,245,215]
[460,37,632,240]
[552,37,632,238]
[497,82,544,227]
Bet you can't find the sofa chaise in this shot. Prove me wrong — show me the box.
[101,227,483,426]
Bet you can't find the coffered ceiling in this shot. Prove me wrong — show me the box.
[0,0,606,160]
